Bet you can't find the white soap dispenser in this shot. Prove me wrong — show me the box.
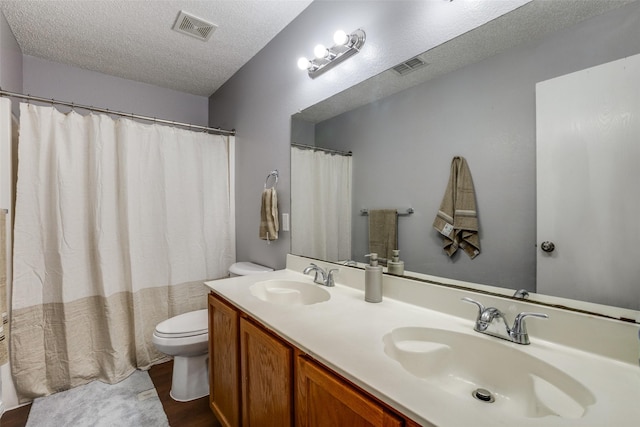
[364,253,383,303]
[387,249,405,275]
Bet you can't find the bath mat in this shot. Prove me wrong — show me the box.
[25,370,169,427]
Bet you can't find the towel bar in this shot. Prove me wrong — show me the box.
[360,208,414,216]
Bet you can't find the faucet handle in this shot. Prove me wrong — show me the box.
[326,268,339,287]
[461,297,486,320]
[511,312,548,344]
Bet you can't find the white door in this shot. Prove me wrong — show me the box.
[536,54,640,310]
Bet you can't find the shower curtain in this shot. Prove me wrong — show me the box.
[291,146,352,261]
[0,210,7,366]
[10,103,234,401]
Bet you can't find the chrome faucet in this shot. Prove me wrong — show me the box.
[303,263,339,287]
[461,297,548,345]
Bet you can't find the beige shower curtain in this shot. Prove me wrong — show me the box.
[11,103,235,401]
[0,210,7,365]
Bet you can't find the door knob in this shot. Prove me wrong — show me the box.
[540,241,555,252]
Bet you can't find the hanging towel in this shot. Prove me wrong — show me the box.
[433,156,480,259]
[368,209,398,260]
[259,188,279,241]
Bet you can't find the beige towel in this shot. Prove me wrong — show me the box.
[368,209,398,260]
[433,156,480,259]
[259,188,279,241]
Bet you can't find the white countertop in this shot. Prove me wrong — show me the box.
[205,255,640,427]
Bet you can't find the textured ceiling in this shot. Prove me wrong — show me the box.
[0,0,312,96]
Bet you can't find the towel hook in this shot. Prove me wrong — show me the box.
[264,170,278,190]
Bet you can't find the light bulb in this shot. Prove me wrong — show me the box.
[314,44,328,59]
[333,30,349,46]
[297,57,311,70]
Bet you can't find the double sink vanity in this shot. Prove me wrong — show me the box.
[205,254,640,426]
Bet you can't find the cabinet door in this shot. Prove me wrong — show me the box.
[208,293,240,427]
[240,317,293,427]
[296,355,403,427]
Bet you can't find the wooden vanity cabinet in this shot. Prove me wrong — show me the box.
[208,293,241,427]
[296,353,403,427]
[208,292,293,427]
[208,291,421,427]
[240,317,294,426]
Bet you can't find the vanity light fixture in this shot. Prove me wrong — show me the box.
[297,29,366,78]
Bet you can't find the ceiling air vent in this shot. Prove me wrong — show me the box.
[172,11,217,41]
[392,56,428,76]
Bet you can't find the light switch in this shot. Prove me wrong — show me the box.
[282,213,290,232]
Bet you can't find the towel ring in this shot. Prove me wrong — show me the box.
[264,170,278,189]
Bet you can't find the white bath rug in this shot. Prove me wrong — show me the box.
[25,370,170,427]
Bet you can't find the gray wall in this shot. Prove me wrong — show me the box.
[290,119,315,147]
[208,0,526,271]
[0,11,22,116]
[313,2,640,290]
[22,55,208,126]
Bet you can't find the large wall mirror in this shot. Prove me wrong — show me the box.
[290,0,640,321]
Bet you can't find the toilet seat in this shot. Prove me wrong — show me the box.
[154,309,208,338]
[151,309,210,401]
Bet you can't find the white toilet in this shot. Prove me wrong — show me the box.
[152,261,273,402]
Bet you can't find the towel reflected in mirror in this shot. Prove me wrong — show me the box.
[368,209,398,261]
[433,156,480,259]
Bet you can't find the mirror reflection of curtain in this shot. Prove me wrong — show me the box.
[291,146,352,262]
[11,103,235,401]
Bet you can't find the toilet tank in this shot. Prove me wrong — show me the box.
[229,262,273,277]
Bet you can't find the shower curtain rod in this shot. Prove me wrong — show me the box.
[292,142,352,156]
[0,88,236,136]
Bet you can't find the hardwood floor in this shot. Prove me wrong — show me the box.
[0,401,30,427]
[0,360,221,427]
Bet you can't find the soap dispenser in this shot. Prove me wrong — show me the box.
[364,253,383,303]
[387,249,405,275]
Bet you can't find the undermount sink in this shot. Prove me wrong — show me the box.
[383,327,595,419]
[250,280,330,305]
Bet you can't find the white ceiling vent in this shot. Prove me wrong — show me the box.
[172,11,217,41]
[392,56,428,76]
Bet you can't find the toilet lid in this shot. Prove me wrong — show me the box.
[229,261,273,276]
[155,309,208,338]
